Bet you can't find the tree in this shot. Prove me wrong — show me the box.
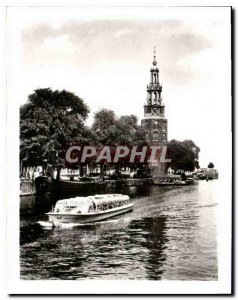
[208,162,214,169]
[91,109,148,173]
[116,115,147,145]
[92,109,117,145]
[114,115,148,170]
[92,109,147,146]
[167,139,200,173]
[20,88,90,179]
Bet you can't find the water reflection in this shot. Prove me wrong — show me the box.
[127,217,168,280]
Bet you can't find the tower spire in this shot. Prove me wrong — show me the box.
[153,46,157,66]
[153,46,156,60]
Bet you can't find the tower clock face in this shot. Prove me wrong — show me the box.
[152,108,159,115]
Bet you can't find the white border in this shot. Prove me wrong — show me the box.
[3,2,232,295]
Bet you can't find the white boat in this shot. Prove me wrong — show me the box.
[46,194,134,226]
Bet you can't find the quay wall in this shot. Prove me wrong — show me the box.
[153,174,181,184]
[20,180,36,196]
[105,178,152,188]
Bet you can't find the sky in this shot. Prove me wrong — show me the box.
[7,6,231,171]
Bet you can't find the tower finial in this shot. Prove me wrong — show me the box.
[153,46,156,60]
[152,46,157,66]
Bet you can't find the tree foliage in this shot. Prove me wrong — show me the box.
[90,109,148,170]
[167,139,200,172]
[92,108,147,146]
[92,109,117,145]
[116,115,147,145]
[208,162,214,168]
[20,88,90,167]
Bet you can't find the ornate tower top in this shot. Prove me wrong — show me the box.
[143,48,165,119]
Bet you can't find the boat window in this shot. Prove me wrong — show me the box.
[92,201,96,210]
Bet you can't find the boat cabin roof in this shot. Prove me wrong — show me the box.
[55,194,129,210]
[88,194,129,206]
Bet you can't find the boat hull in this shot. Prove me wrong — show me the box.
[46,203,134,225]
[35,176,106,195]
[153,180,196,186]
[154,182,187,186]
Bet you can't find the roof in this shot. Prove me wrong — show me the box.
[55,194,129,209]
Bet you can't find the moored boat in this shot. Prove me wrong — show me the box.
[155,180,187,186]
[35,175,106,195]
[153,179,196,186]
[46,194,133,226]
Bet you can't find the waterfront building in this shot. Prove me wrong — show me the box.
[194,168,219,179]
[141,48,168,176]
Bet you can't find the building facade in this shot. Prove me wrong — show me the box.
[141,49,168,176]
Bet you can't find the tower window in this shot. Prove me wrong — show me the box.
[153,130,159,141]
[145,106,151,113]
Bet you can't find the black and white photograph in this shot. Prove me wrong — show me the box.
[5,4,232,295]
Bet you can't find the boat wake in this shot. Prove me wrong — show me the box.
[37,221,53,228]
[37,216,131,229]
[196,203,218,208]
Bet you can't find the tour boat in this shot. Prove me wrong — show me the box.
[46,194,134,226]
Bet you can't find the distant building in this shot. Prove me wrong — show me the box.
[194,168,219,179]
[141,48,168,176]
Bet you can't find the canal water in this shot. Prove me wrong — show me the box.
[20,180,218,280]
